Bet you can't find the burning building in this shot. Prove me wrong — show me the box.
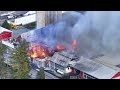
[21,11,120,79]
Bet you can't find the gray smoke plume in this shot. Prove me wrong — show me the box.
[72,11,120,56]
[27,11,120,57]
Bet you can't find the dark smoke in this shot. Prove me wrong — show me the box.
[26,11,120,57]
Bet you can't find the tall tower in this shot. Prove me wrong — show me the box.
[36,11,46,29]
[36,11,62,29]
[45,11,62,25]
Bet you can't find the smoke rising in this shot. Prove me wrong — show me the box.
[26,11,120,57]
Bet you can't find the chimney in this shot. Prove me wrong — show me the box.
[36,11,62,29]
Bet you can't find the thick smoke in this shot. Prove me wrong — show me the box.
[27,11,120,57]
[73,11,120,56]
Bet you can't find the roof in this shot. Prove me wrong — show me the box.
[14,14,36,25]
[0,26,12,33]
[71,56,120,79]
[95,55,120,65]
[0,11,28,17]
[24,11,35,15]
[51,51,78,67]
[12,29,30,38]
[0,11,14,16]
[12,11,28,16]
[0,31,12,40]
[92,55,120,69]
[57,51,79,60]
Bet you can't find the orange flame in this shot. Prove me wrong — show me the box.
[31,52,38,58]
[41,50,46,57]
[72,40,77,49]
[28,43,47,58]
[56,44,65,51]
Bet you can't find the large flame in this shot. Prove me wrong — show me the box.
[56,44,65,51]
[28,40,80,59]
[31,52,38,58]
[41,50,46,57]
[28,43,47,58]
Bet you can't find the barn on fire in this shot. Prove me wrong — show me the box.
[19,26,120,79]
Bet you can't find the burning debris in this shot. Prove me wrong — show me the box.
[28,42,55,59]
[27,39,80,59]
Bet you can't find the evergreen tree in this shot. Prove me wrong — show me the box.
[0,44,11,79]
[37,67,45,79]
[24,22,36,30]
[2,20,11,30]
[10,40,30,79]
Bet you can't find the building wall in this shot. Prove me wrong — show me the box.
[36,11,62,29]
[15,14,36,25]
[45,11,62,25]
[36,11,46,29]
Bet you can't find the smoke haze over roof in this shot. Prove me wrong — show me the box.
[26,11,120,57]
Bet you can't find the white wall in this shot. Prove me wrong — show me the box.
[15,14,36,25]
[36,11,46,29]
[0,26,14,48]
[2,40,14,48]
[0,26,12,33]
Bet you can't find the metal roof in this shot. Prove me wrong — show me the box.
[71,56,120,79]
[12,29,30,39]
[51,51,78,67]
[93,55,120,65]
[0,11,14,15]
[92,55,120,70]
[51,52,71,67]
[57,51,78,60]
[14,14,36,25]
[12,11,28,16]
